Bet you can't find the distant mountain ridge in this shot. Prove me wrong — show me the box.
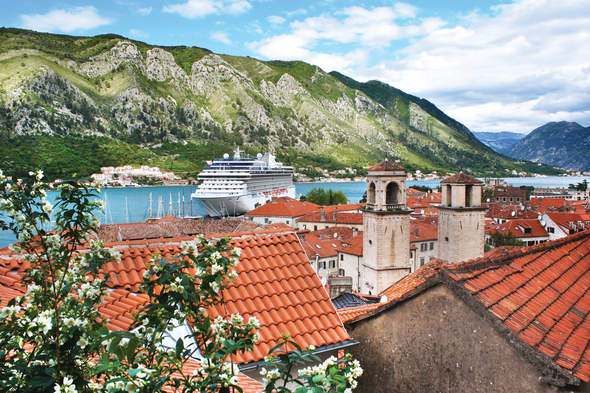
[503,122,590,171]
[0,28,561,180]
[473,131,526,152]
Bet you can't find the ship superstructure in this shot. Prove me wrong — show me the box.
[191,149,295,217]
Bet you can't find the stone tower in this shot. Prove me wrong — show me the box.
[437,172,486,263]
[362,160,412,295]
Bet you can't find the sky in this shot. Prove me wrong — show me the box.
[2,0,590,134]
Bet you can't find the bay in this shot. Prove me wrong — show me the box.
[1,176,588,249]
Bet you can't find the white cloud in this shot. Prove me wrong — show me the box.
[249,0,590,132]
[130,29,149,38]
[138,7,152,16]
[163,0,252,18]
[210,30,232,45]
[19,6,113,33]
[268,15,286,25]
[364,0,590,132]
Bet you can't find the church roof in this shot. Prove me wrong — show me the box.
[440,172,483,185]
[368,159,405,172]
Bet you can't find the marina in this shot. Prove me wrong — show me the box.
[0,176,588,249]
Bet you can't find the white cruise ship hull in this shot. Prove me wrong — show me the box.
[191,149,296,218]
[193,186,295,217]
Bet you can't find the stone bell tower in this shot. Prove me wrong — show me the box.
[438,172,486,263]
[362,159,412,295]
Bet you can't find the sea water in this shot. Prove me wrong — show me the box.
[0,176,588,249]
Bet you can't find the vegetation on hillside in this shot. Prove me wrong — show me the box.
[0,28,567,181]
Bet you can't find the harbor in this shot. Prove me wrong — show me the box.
[0,176,588,249]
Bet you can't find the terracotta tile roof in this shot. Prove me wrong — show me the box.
[483,246,522,259]
[495,209,539,220]
[440,172,483,184]
[368,159,405,171]
[321,203,366,213]
[94,218,259,243]
[0,266,25,308]
[380,259,449,300]
[406,197,431,209]
[306,227,360,243]
[301,233,343,259]
[410,222,438,242]
[244,197,320,218]
[419,193,442,204]
[338,303,381,323]
[493,186,527,198]
[99,289,150,331]
[486,219,549,238]
[446,230,590,382]
[545,212,587,233]
[0,228,352,366]
[339,241,363,256]
[529,197,567,208]
[296,212,363,225]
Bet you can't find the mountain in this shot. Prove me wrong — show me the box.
[0,28,562,181]
[472,131,526,152]
[503,122,590,171]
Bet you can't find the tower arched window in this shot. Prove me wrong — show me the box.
[368,182,376,205]
[386,182,400,205]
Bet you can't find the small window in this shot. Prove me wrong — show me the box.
[340,254,344,261]
[547,227,555,234]
[314,225,317,231]
[264,218,268,223]
[303,224,307,229]
[286,220,290,224]
[420,258,425,267]
[430,242,434,250]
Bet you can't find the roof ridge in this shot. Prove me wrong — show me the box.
[447,229,590,275]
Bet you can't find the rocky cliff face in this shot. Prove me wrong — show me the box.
[0,30,518,173]
[503,122,590,171]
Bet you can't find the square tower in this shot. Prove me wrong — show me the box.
[438,172,486,263]
[362,160,412,295]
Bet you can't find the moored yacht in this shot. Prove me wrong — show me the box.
[191,148,295,217]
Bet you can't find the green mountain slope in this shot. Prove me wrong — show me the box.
[0,28,562,181]
[503,122,590,171]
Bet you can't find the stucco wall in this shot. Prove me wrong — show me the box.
[346,284,587,393]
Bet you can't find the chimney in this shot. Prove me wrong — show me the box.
[353,228,358,237]
[321,210,325,221]
[272,197,278,204]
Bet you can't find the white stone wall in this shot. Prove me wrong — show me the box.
[362,210,412,294]
[438,208,485,263]
[338,252,363,292]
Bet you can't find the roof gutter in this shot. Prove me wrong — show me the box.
[239,339,359,372]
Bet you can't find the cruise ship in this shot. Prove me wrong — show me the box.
[191,148,295,217]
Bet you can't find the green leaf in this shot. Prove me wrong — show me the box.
[126,337,139,364]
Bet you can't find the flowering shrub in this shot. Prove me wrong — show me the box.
[0,171,362,393]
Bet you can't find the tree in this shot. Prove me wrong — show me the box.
[520,185,534,200]
[359,191,367,204]
[487,230,525,250]
[305,188,347,206]
[569,180,588,191]
[481,188,495,203]
[0,171,362,393]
